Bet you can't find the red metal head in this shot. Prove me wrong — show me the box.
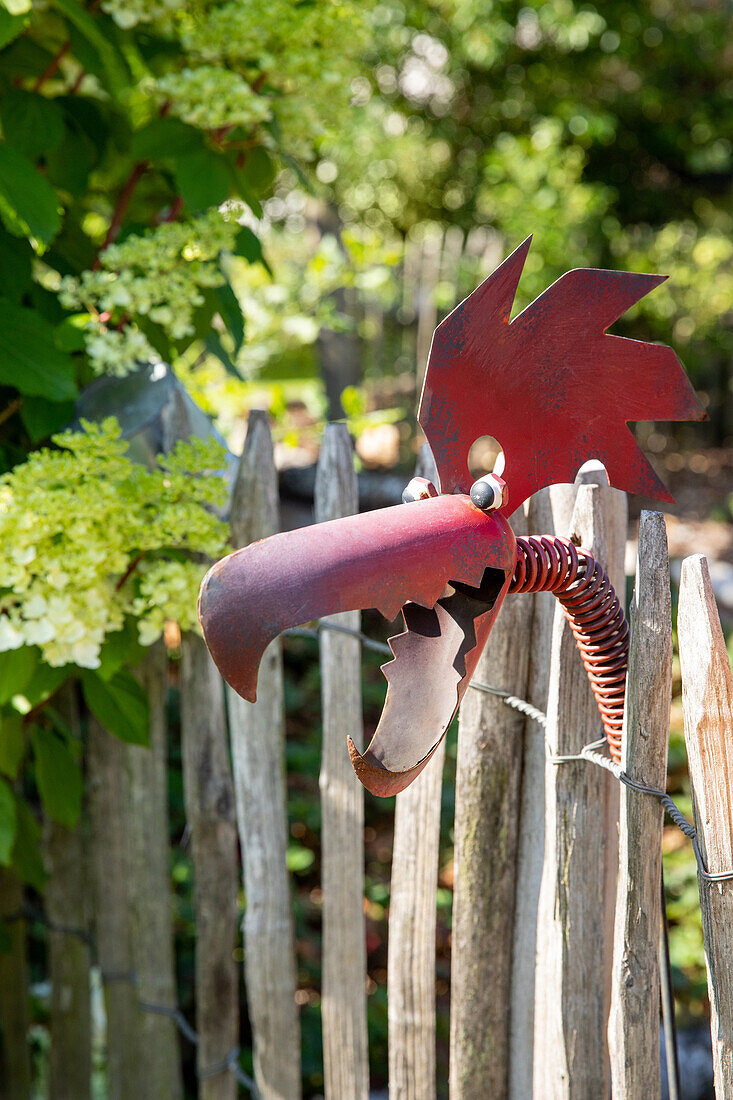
[420,236,703,506]
[199,240,704,796]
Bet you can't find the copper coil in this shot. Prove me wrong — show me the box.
[509,535,629,762]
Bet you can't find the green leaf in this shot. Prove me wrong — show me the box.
[20,396,75,443]
[130,117,204,161]
[11,796,44,890]
[173,149,231,213]
[46,98,109,198]
[226,164,262,218]
[0,778,16,864]
[0,144,62,246]
[0,715,25,780]
[21,662,69,709]
[135,316,172,362]
[81,668,149,746]
[187,286,220,343]
[240,146,276,195]
[0,8,28,50]
[0,648,38,706]
[52,0,129,97]
[234,226,264,265]
[29,282,65,325]
[0,301,77,400]
[204,331,240,378]
[215,280,244,352]
[46,216,96,274]
[1,89,65,159]
[0,36,54,81]
[31,726,82,829]
[0,223,32,302]
[54,313,90,352]
[96,620,145,681]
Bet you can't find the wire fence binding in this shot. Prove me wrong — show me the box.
[1,903,259,1096]
[284,620,733,885]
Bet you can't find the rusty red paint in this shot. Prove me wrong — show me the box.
[199,496,515,706]
[419,236,705,508]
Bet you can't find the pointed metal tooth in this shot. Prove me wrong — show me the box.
[347,570,513,796]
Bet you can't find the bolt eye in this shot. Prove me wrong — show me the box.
[469,472,507,512]
[470,480,496,510]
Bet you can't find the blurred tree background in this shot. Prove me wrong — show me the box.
[0,0,730,1095]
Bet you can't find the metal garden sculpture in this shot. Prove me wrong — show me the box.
[198,237,704,796]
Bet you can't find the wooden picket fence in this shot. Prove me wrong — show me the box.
[2,408,732,1100]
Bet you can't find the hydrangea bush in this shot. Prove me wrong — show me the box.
[0,420,228,668]
[0,0,366,883]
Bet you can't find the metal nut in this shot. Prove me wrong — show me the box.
[402,476,439,504]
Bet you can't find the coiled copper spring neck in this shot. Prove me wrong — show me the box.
[509,535,629,763]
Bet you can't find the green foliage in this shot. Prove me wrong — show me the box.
[0,300,77,399]
[0,143,62,245]
[0,646,37,706]
[0,777,16,863]
[81,668,149,746]
[0,715,24,779]
[0,419,229,668]
[10,793,45,891]
[307,0,733,430]
[0,0,367,402]
[31,725,82,829]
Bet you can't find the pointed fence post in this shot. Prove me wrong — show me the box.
[88,718,143,1100]
[0,867,31,1099]
[449,506,532,1100]
[315,423,369,1100]
[678,554,733,1099]
[180,632,239,1100]
[126,641,183,1100]
[510,470,626,1098]
[388,443,445,1100]
[227,410,301,1100]
[44,682,91,1100]
[532,482,624,1100]
[608,511,672,1100]
[509,483,578,1100]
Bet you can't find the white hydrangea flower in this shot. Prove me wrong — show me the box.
[0,618,25,651]
[0,420,229,667]
[24,620,56,646]
[102,0,183,30]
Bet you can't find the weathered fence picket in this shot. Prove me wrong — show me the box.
[678,554,733,1099]
[227,411,301,1100]
[510,470,625,1098]
[88,715,142,1099]
[43,682,91,1100]
[0,867,31,1099]
[127,643,183,1100]
[388,443,444,1100]
[315,424,370,1100]
[180,633,239,1100]
[449,506,532,1100]
[509,483,572,1100]
[608,511,672,1099]
[533,482,623,1100]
